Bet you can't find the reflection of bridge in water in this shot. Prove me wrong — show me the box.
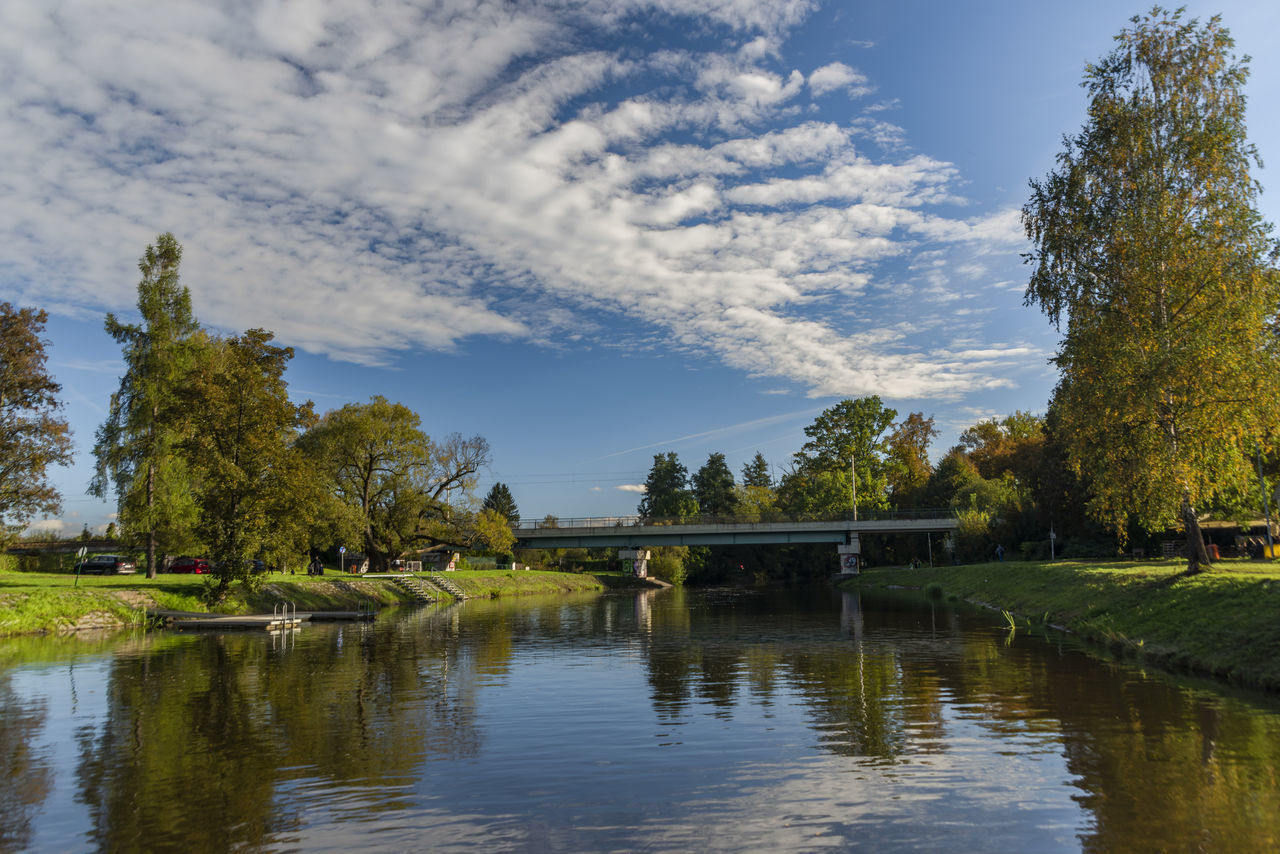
[514,512,958,575]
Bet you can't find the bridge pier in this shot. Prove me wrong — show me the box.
[619,548,650,578]
[836,535,861,576]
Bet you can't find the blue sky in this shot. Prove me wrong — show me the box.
[5,0,1280,535]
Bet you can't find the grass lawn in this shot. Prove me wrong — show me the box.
[847,558,1280,690]
[0,562,647,636]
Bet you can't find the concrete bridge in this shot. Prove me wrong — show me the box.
[514,512,957,575]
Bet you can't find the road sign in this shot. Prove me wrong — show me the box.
[339,546,346,554]
[77,546,87,558]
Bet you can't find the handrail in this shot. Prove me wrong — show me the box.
[514,509,957,530]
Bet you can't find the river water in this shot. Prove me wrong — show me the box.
[3,585,1280,852]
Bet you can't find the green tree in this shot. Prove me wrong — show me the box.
[0,304,73,542]
[297,396,492,569]
[482,482,520,527]
[740,452,772,488]
[781,397,898,517]
[692,452,738,517]
[91,234,201,577]
[637,452,698,520]
[1023,8,1280,572]
[182,330,312,594]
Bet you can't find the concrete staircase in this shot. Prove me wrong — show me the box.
[424,573,467,600]
[394,575,436,603]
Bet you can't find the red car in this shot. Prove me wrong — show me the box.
[169,556,211,574]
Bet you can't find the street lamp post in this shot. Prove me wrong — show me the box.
[851,455,857,522]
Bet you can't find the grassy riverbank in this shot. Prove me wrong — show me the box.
[0,567,656,636]
[843,560,1280,690]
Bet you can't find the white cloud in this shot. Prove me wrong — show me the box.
[807,61,872,97]
[0,0,1030,396]
[616,484,647,493]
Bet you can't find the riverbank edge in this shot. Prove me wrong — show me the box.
[839,560,1280,692]
[0,571,663,637]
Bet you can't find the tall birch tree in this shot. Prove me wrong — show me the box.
[1023,9,1280,572]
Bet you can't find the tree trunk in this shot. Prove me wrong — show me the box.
[1182,494,1212,574]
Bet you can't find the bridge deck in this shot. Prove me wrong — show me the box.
[515,517,954,549]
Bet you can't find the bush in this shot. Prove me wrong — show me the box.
[648,548,688,585]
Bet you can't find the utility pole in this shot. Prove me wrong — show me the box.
[850,454,857,521]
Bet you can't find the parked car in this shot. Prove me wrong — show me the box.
[168,556,210,574]
[75,554,137,575]
[209,559,269,575]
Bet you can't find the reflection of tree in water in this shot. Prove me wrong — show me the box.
[641,588,931,757]
[0,672,52,851]
[965,642,1280,853]
[74,613,490,851]
[638,583,1280,851]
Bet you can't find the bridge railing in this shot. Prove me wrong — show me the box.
[515,508,956,530]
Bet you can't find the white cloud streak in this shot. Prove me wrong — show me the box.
[1,0,1027,393]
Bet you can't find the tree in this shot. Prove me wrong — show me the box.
[1023,9,1280,572]
[885,412,938,507]
[297,396,492,569]
[692,452,738,517]
[91,234,201,577]
[781,397,898,517]
[958,411,1044,485]
[637,452,698,520]
[483,482,520,527]
[741,452,772,488]
[0,304,73,540]
[182,330,313,593]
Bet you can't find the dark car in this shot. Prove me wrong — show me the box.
[168,556,211,574]
[75,554,137,575]
[210,559,269,575]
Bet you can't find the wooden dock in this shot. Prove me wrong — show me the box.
[157,613,302,631]
[151,604,375,631]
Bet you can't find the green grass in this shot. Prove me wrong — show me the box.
[0,565,648,635]
[445,569,612,598]
[845,559,1280,690]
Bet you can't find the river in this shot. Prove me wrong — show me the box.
[3,585,1279,852]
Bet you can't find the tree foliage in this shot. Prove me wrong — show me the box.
[0,303,73,540]
[482,482,520,527]
[692,452,738,517]
[91,234,201,577]
[182,330,312,593]
[740,452,772,488]
[885,412,938,507]
[781,397,898,517]
[638,452,698,520]
[1023,8,1280,571]
[297,396,492,569]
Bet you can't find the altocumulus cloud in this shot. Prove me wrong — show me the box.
[0,0,1024,394]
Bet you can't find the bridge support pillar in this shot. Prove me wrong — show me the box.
[619,548,650,578]
[836,536,861,576]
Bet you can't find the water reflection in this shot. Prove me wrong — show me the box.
[0,672,51,851]
[2,589,1280,851]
